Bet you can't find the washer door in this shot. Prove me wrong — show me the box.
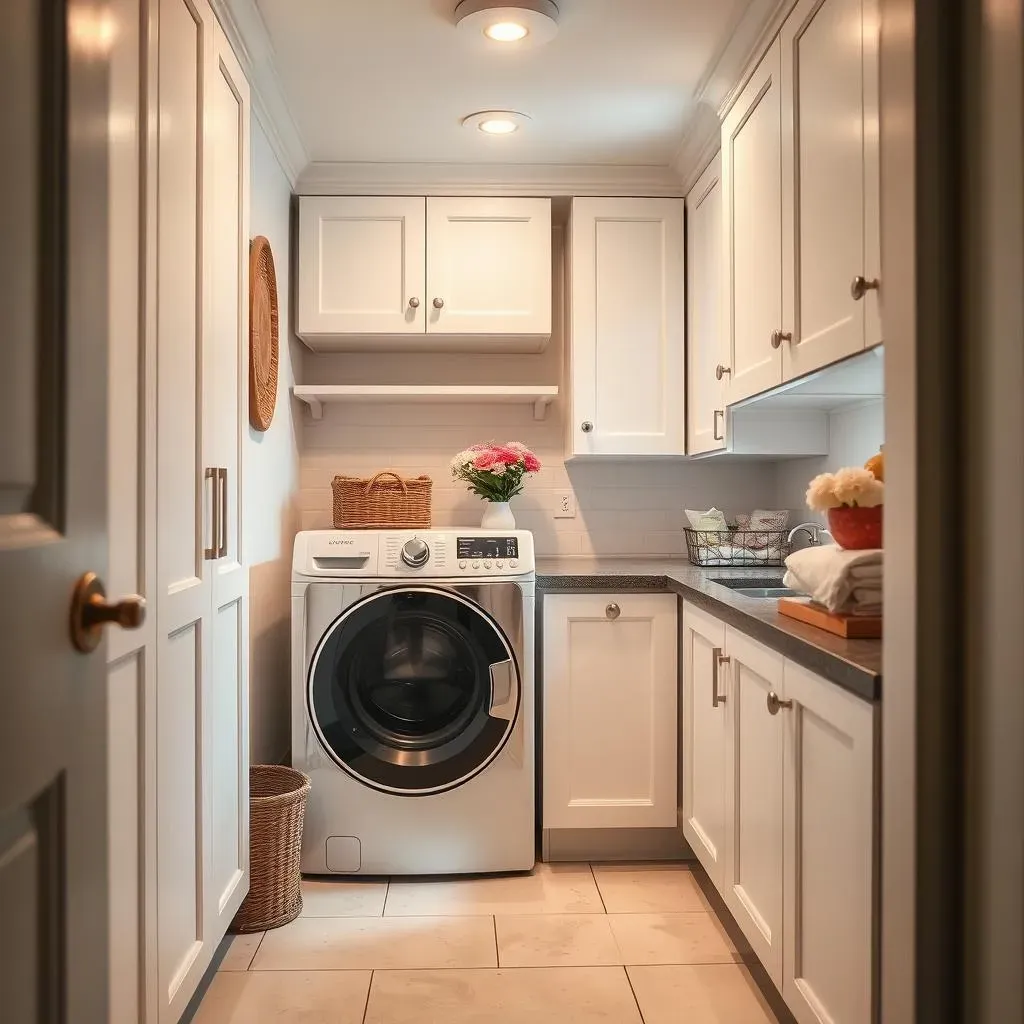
[308,586,521,795]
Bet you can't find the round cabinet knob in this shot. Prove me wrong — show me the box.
[70,572,147,654]
[408,297,420,309]
[401,538,430,568]
[606,603,621,620]
[850,275,880,300]
[766,690,794,715]
[581,421,594,433]
[432,297,445,309]
[770,329,792,350]
[715,364,731,381]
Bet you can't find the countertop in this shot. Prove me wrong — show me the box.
[536,557,882,702]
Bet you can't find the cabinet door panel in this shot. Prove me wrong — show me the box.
[783,661,874,1024]
[686,156,727,455]
[681,604,728,889]
[570,198,685,456]
[543,594,677,829]
[426,197,551,336]
[298,196,426,335]
[782,0,867,380]
[723,627,785,984]
[723,41,784,405]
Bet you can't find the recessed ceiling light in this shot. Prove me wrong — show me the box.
[455,1,559,48]
[462,110,531,135]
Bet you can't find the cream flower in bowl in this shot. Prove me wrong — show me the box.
[832,467,884,507]
[806,472,842,511]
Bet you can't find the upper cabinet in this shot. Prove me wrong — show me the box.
[568,197,686,457]
[297,195,551,350]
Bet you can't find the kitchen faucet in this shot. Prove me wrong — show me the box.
[788,522,831,547]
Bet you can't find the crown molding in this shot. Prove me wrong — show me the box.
[296,162,685,197]
[209,0,307,187]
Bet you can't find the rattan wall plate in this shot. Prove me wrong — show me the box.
[249,235,279,431]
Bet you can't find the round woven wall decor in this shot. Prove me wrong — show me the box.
[249,235,279,431]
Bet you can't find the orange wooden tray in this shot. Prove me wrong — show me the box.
[777,597,882,638]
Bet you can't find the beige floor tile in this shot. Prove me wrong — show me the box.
[627,964,777,1024]
[364,967,643,1024]
[301,878,388,917]
[496,914,622,967]
[384,863,604,917]
[591,864,707,913]
[216,931,263,971]
[609,912,739,965]
[193,970,372,1024]
[251,915,497,971]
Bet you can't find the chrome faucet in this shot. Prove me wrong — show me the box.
[788,522,830,547]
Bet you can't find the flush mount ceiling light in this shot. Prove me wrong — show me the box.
[462,110,531,135]
[455,0,560,48]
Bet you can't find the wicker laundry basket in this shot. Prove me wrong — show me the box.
[231,765,311,933]
[331,470,432,529]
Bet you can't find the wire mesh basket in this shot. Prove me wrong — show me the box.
[684,528,792,567]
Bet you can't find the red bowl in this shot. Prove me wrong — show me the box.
[828,505,883,550]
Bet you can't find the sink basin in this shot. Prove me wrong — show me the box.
[708,577,800,600]
[728,587,801,599]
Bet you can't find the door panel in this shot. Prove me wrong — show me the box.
[723,40,784,404]
[298,196,426,336]
[426,197,551,336]
[724,627,785,984]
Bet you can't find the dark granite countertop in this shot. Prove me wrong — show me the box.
[537,558,881,702]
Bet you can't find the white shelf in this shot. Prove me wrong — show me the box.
[293,384,559,421]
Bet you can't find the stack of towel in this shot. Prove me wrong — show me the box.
[783,545,882,616]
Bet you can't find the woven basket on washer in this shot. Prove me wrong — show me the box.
[331,471,432,529]
[231,765,311,933]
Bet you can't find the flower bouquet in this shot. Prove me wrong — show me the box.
[450,441,542,530]
[806,466,884,549]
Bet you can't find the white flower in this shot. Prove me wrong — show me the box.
[806,473,841,511]
[833,467,885,507]
[449,449,475,476]
[490,462,507,476]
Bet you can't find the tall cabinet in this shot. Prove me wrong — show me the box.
[154,0,250,1019]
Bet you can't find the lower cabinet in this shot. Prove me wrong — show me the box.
[543,593,678,829]
[681,601,876,1023]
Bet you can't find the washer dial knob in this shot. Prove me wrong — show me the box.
[401,538,430,568]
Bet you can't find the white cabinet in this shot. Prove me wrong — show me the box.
[543,593,677,829]
[680,605,728,889]
[781,0,882,381]
[297,195,551,349]
[686,155,727,455]
[783,660,875,1024]
[722,627,786,985]
[568,198,685,456]
[722,40,785,406]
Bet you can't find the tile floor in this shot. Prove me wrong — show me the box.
[198,862,777,1024]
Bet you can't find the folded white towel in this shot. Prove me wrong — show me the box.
[784,545,883,613]
[849,564,883,582]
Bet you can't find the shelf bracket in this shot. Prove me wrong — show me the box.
[533,396,553,421]
[304,396,323,421]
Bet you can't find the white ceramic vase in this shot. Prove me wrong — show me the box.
[480,501,515,531]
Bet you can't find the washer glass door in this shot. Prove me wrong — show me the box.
[308,586,520,794]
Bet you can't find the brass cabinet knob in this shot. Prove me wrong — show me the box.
[715,364,731,380]
[770,329,792,350]
[581,421,594,433]
[606,603,621,620]
[766,690,793,715]
[408,297,420,308]
[70,572,146,653]
[850,275,880,300]
[432,297,445,309]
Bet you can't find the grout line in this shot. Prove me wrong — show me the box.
[492,915,500,968]
[360,970,373,1024]
[245,931,267,971]
[623,964,648,1024]
[382,877,390,917]
[589,863,609,914]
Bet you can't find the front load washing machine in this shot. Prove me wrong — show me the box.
[291,529,536,875]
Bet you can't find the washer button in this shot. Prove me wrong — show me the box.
[472,560,481,569]
[510,559,519,569]
[483,560,493,570]
[495,560,504,569]
[459,560,467,570]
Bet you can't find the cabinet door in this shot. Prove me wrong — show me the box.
[426,197,551,336]
[782,0,871,380]
[686,156,727,455]
[297,196,426,336]
[722,40,784,405]
[543,594,678,829]
[723,627,785,984]
[783,661,875,1024]
[680,604,728,889]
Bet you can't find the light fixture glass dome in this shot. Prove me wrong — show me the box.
[455,1,559,48]
[485,21,529,42]
[462,110,531,135]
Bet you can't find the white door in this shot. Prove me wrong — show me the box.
[297,196,426,336]
[426,197,551,336]
[686,155,727,454]
[680,604,728,889]
[783,661,875,1024]
[723,627,785,984]
[722,39,785,404]
[204,19,250,947]
[782,0,873,380]
[570,198,686,456]
[1,0,126,1018]
[543,594,677,829]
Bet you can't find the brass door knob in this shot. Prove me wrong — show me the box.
[70,572,146,653]
[766,690,793,715]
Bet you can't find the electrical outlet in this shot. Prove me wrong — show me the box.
[554,490,576,519]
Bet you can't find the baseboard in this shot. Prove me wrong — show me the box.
[542,827,692,863]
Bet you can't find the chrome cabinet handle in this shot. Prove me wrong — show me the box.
[218,468,228,558]
[767,690,793,715]
[432,297,445,309]
[581,421,594,433]
[713,409,725,442]
[606,603,620,620]
[204,468,219,560]
[850,275,880,300]
[715,364,731,381]
[771,329,792,349]
[408,297,420,309]
[712,648,729,707]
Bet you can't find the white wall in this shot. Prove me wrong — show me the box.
[245,116,301,764]
[774,399,885,522]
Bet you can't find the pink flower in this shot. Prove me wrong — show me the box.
[473,450,499,470]
[523,453,541,472]
[492,445,525,465]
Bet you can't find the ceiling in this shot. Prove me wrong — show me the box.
[254,0,751,167]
